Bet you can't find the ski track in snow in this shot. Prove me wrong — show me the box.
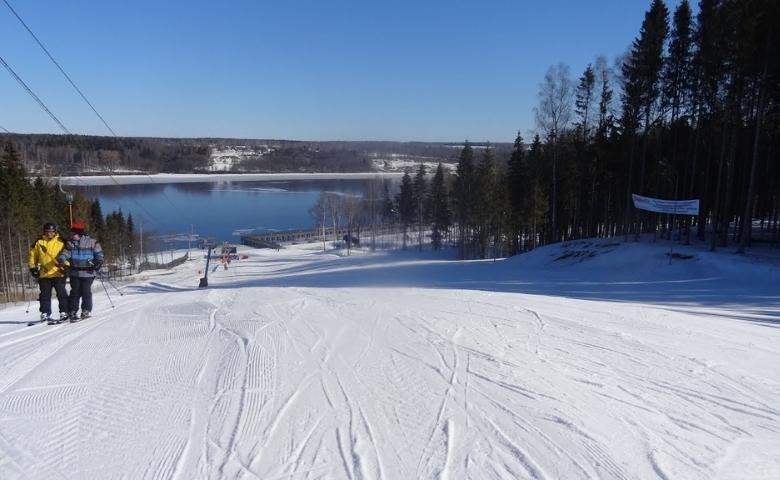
[1,240,779,479]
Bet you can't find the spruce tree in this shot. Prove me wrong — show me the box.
[90,199,105,241]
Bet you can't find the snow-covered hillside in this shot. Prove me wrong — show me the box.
[368,153,456,174]
[1,238,778,479]
[208,145,276,172]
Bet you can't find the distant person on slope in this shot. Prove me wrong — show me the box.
[58,222,104,321]
[27,222,70,323]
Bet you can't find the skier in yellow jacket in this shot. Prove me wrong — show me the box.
[27,222,69,323]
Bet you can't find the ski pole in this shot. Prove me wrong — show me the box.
[97,275,115,309]
[26,268,39,314]
[96,270,124,296]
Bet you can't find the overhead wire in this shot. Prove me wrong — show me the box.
[0,54,71,134]
[2,0,196,232]
[0,54,164,225]
[2,0,116,137]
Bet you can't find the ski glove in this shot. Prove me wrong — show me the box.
[29,267,39,279]
[92,261,103,272]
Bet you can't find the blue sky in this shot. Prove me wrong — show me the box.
[1,0,683,143]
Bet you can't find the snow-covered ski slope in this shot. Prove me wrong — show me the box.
[1,238,779,479]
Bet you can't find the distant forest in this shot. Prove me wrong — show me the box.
[0,133,505,175]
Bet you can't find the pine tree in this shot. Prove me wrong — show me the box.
[620,0,669,238]
[664,0,694,126]
[429,163,450,250]
[689,0,723,241]
[506,132,526,254]
[573,64,597,239]
[575,64,596,142]
[737,0,777,252]
[126,214,137,266]
[596,56,614,135]
[475,146,498,258]
[413,164,428,250]
[396,170,415,250]
[592,56,618,238]
[526,136,549,249]
[452,142,476,258]
[381,180,395,224]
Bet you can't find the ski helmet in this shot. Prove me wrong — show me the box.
[42,222,57,232]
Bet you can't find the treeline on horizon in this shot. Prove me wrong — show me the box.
[0,132,498,175]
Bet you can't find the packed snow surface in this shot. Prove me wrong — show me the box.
[1,239,779,479]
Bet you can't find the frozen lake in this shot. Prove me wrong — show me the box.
[74,176,400,245]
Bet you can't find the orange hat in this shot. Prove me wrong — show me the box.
[71,222,86,233]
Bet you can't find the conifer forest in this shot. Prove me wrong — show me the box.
[2,0,779,301]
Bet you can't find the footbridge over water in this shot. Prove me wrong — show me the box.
[240,227,354,249]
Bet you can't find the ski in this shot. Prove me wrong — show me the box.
[70,312,91,323]
[26,320,62,326]
[26,313,93,326]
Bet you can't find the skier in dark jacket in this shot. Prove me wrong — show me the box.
[58,222,104,321]
[27,222,69,323]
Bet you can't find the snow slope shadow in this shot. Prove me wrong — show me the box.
[210,240,780,324]
[126,281,200,294]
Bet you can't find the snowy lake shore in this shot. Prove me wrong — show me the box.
[58,172,405,186]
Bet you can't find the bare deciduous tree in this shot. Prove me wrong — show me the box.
[535,63,573,241]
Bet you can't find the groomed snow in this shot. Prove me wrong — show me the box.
[1,238,778,479]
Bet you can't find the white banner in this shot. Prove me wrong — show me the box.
[632,194,699,215]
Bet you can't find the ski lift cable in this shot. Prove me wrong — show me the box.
[2,0,116,137]
[0,125,9,133]
[3,0,196,228]
[0,54,71,134]
[0,54,164,229]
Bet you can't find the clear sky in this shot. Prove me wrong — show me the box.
[1,0,683,143]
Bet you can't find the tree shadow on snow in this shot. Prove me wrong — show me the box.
[203,250,780,327]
